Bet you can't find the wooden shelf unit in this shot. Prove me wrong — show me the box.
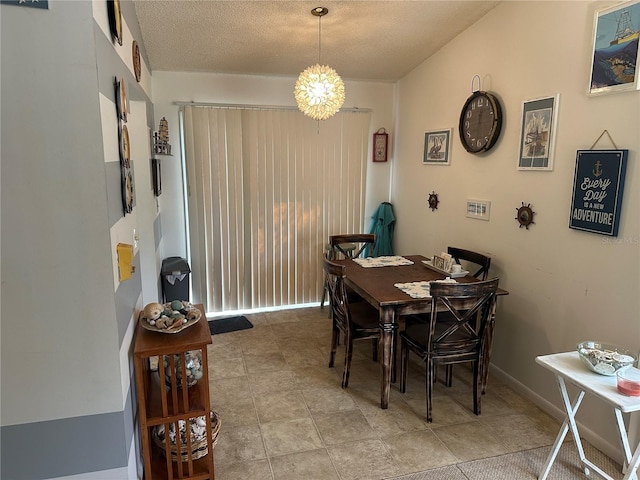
[134,305,214,480]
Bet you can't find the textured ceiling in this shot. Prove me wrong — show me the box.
[134,1,500,82]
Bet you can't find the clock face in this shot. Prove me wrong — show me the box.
[458,91,502,154]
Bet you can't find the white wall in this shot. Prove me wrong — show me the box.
[392,0,639,460]
[1,0,121,425]
[151,71,396,259]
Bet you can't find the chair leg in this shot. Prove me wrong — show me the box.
[426,358,434,423]
[473,360,481,416]
[372,337,378,362]
[399,338,408,393]
[329,324,339,368]
[320,274,327,308]
[445,364,453,387]
[342,332,354,389]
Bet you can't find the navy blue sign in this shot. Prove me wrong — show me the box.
[569,150,628,236]
[0,0,48,8]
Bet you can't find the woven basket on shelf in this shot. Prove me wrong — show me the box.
[152,411,221,462]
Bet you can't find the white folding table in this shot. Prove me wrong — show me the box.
[537,352,640,480]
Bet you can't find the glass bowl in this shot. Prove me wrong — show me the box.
[617,368,640,396]
[163,350,203,388]
[577,341,637,376]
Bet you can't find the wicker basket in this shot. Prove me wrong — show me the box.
[152,411,221,462]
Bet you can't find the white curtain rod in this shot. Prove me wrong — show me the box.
[173,101,371,113]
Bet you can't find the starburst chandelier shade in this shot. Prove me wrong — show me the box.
[295,7,345,121]
[294,64,345,121]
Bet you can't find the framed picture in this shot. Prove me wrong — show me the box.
[152,158,162,196]
[0,0,48,9]
[107,0,123,46]
[466,200,491,221]
[517,94,560,171]
[569,150,628,236]
[423,129,451,165]
[114,77,127,123]
[588,0,640,95]
[373,129,388,162]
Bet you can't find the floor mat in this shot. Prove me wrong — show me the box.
[208,316,253,335]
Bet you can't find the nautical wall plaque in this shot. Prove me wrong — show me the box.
[569,149,628,236]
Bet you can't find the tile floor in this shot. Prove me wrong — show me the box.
[207,307,563,480]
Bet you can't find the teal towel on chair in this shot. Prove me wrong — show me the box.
[365,202,395,257]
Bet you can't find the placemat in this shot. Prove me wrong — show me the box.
[394,278,457,298]
[353,256,414,268]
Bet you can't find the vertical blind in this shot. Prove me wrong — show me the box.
[183,106,370,313]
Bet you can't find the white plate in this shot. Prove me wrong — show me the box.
[421,260,468,278]
[449,270,469,278]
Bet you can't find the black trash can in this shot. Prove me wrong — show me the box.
[161,256,191,302]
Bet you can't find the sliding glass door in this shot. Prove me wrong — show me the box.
[183,106,370,313]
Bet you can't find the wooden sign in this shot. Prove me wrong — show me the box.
[569,150,628,236]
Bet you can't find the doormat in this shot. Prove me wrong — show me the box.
[208,316,253,335]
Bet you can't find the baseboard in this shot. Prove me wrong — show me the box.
[489,363,624,465]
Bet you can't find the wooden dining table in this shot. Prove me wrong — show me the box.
[334,254,509,409]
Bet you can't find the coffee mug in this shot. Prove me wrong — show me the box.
[450,264,462,274]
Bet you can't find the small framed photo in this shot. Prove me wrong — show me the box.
[466,200,491,221]
[423,129,451,165]
[588,0,640,96]
[518,94,559,171]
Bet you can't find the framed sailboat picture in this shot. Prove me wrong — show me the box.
[517,94,559,171]
[588,0,640,95]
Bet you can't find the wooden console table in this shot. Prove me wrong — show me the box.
[537,352,640,480]
[134,304,215,480]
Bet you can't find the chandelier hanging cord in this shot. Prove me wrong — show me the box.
[312,6,328,65]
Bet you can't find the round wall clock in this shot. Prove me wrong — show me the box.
[458,91,503,154]
[132,41,141,82]
[107,0,123,46]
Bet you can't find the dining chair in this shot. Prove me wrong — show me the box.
[447,247,491,280]
[320,234,375,309]
[415,246,492,387]
[323,254,381,389]
[399,278,499,422]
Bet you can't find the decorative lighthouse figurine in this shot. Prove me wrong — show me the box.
[153,117,172,155]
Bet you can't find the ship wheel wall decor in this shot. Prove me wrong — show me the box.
[516,202,535,229]
[428,191,439,211]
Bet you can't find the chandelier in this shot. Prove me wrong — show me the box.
[294,7,345,121]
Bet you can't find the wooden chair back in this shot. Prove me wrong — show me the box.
[329,234,375,259]
[322,255,350,331]
[447,247,491,280]
[323,254,380,388]
[427,279,499,362]
[399,278,499,421]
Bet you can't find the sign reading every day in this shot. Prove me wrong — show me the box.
[569,149,628,237]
